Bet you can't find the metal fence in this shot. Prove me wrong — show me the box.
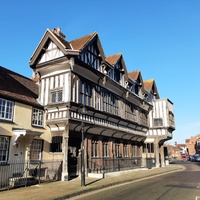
[88,157,146,174]
[0,160,62,191]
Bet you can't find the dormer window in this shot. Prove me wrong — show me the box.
[80,43,101,70]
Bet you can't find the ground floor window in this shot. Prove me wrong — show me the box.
[115,141,121,157]
[102,139,109,157]
[91,138,99,157]
[30,140,43,161]
[123,143,128,157]
[50,136,62,152]
[0,136,10,162]
[143,143,154,153]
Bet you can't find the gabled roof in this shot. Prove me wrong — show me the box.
[143,79,154,91]
[70,32,97,50]
[106,53,122,65]
[128,70,141,81]
[30,28,106,68]
[143,79,160,99]
[0,66,41,107]
[30,28,76,68]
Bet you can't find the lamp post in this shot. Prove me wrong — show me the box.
[81,106,86,186]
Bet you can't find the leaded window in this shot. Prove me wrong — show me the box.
[80,43,101,70]
[123,143,128,157]
[91,138,99,157]
[79,80,92,106]
[154,118,163,127]
[102,91,118,115]
[50,90,63,103]
[50,136,62,152]
[125,103,137,121]
[115,141,121,158]
[102,139,109,157]
[0,98,14,121]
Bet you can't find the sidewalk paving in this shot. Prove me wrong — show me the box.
[0,164,184,200]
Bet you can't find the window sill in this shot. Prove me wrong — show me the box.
[0,119,15,124]
[31,125,45,129]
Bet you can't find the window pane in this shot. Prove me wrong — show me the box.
[0,98,13,120]
[32,108,44,127]
[0,136,10,162]
[30,140,43,161]
[51,92,56,103]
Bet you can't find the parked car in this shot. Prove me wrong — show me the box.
[191,154,200,162]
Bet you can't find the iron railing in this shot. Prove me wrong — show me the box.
[88,157,145,174]
[0,160,62,191]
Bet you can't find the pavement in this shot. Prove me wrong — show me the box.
[0,164,185,200]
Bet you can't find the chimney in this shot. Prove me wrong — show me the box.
[52,27,66,39]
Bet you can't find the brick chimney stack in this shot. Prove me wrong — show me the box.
[52,27,66,39]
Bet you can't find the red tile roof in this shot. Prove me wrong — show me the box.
[0,66,41,107]
[128,70,140,81]
[70,32,97,50]
[106,53,122,65]
[143,79,154,91]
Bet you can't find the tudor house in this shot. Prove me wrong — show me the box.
[143,79,175,166]
[28,27,175,180]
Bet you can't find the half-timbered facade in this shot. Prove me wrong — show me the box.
[143,79,175,167]
[29,27,175,180]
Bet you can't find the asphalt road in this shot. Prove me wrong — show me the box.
[71,161,200,200]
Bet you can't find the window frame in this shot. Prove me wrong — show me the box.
[30,139,43,162]
[0,136,10,162]
[102,139,109,157]
[154,118,163,127]
[79,80,92,106]
[32,108,44,127]
[50,89,63,104]
[0,98,14,121]
[50,136,63,153]
[91,137,99,158]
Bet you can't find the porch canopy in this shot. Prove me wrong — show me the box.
[12,128,43,145]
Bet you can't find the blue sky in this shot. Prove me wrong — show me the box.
[1,0,200,144]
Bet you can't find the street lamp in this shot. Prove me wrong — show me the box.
[80,106,86,186]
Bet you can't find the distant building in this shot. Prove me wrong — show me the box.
[167,145,181,160]
[185,134,200,155]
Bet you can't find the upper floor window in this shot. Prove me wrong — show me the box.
[125,103,137,121]
[154,118,163,127]
[0,136,10,162]
[50,90,63,103]
[80,43,101,70]
[32,108,44,127]
[0,98,14,121]
[102,91,118,115]
[79,80,92,106]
